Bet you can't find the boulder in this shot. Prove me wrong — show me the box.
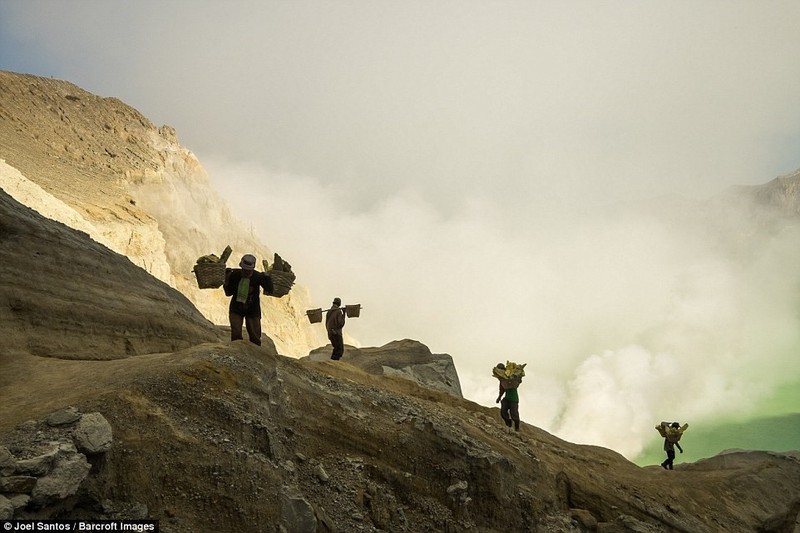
[0,495,13,520]
[30,448,91,507]
[305,339,463,398]
[47,407,82,427]
[73,413,113,455]
[281,489,317,533]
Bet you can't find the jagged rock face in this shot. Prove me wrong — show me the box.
[305,338,463,398]
[0,188,220,358]
[0,70,321,357]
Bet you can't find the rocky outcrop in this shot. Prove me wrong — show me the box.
[0,70,321,357]
[0,408,128,520]
[305,338,463,398]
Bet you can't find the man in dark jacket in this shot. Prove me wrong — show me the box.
[223,254,273,345]
[325,297,346,360]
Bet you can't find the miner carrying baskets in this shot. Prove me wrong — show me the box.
[222,254,275,345]
[193,247,296,346]
[493,361,526,433]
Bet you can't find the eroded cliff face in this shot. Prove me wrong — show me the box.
[0,70,321,357]
[0,188,220,359]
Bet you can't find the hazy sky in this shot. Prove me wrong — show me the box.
[2,1,799,459]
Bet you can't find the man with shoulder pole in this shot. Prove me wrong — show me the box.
[326,297,346,360]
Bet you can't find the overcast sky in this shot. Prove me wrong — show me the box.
[2,1,799,459]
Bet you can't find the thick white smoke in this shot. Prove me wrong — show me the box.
[208,157,800,459]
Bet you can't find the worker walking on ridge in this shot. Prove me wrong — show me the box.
[495,363,522,432]
[325,297,346,360]
[656,421,689,470]
[223,254,273,345]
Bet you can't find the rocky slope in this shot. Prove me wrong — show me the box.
[0,70,321,357]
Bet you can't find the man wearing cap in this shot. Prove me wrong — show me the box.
[223,254,274,345]
[325,297,346,360]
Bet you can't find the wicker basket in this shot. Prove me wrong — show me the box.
[269,270,295,297]
[193,262,226,289]
[306,308,323,324]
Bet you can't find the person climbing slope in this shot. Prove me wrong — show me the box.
[494,362,523,432]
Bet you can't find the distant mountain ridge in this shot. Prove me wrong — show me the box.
[733,169,800,213]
